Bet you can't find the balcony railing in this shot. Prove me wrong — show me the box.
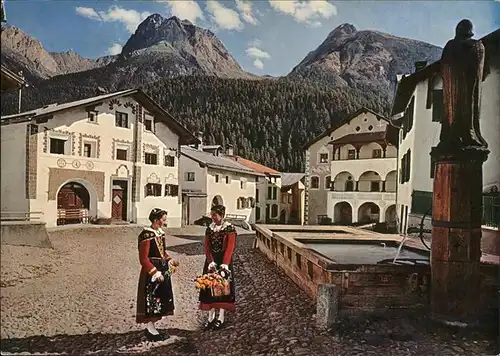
[329,191,396,201]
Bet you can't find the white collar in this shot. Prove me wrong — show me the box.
[209,221,231,232]
[144,227,164,236]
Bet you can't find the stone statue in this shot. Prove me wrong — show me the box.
[438,19,488,150]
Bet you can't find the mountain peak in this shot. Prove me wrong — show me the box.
[329,23,357,38]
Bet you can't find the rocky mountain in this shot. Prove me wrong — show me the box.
[288,23,442,93]
[0,14,253,85]
[117,15,248,79]
[0,25,103,80]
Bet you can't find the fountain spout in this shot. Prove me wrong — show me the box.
[393,234,408,263]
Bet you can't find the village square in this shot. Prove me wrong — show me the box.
[0,0,499,355]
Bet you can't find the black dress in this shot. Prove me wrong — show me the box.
[136,228,175,323]
[199,222,237,311]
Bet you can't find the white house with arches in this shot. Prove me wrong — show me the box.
[304,107,397,225]
[0,89,197,228]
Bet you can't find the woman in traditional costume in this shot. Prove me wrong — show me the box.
[136,208,179,341]
[199,204,237,330]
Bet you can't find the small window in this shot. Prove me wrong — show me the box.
[88,111,98,123]
[272,187,277,200]
[345,180,354,192]
[432,89,444,122]
[370,181,380,192]
[310,176,319,189]
[83,143,92,158]
[256,189,260,203]
[271,204,279,217]
[256,206,261,220]
[267,186,272,199]
[319,153,328,163]
[164,155,175,167]
[368,125,373,131]
[144,153,158,165]
[164,184,179,197]
[116,148,128,161]
[372,149,382,158]
[186,172,195,182]
[215,174,219,183]
[145,183,162,197]
[325,176,332,190]
[240,180,246,189]
[50,138,66,155]
[347,149,356,160]
[115,111,128,128]
[144,119,153,132]
[255,176,259,182]
[355,126,361,131]
[225,175,230,184]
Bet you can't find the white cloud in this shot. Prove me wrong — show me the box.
[108,43,123,55]
[161,0,205,24]
[235,0,258,25]
[268,0,337,26]
[206,0,243,31]
[245,43,271,69]
[253,59,264,69]
[245,47,271,59]
[75,5,151,33]
[75,7,100,21]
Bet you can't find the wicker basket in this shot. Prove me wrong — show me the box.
[210,282,231,297]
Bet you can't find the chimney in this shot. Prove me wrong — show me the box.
[414,61,427,73]
[196,131,203,151]
[226,144,234,156]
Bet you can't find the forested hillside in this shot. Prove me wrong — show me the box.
[1,76,390,172]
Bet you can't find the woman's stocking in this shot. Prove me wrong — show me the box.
[147,322,159,335]
[208,309,216,322]
[218,309,225,323]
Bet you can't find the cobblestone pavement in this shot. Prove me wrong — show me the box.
[1,226,498,355]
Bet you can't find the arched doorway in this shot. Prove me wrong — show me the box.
[57,182,90,225]
[212,195,224,207]
[385,204,397,222]
[334,202,352,224]
[358,202,380,223]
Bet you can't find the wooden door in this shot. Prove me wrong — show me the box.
[111,188,124,220]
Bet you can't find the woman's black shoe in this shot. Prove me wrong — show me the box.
[213,319,224,330]
[203,319,216,330]
[145,330,168,342]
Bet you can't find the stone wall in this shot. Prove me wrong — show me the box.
[254,226,498,316]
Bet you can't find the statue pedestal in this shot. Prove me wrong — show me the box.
[430,145,489,325]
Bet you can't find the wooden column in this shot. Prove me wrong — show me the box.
[430,19,489,325]
[430,149,487,323]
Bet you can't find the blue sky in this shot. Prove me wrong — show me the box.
[4,0,500,76]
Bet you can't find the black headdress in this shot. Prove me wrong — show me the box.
[149,208,167,223]
[210,204,226,217]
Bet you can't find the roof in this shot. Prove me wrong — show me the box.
[391,28,500,116]
[329,131,387,146]
[181,146,264,176]
[281,173,305,187]
[1,64,27,93]
[226,155,280,176]
[0,88,198,145]
[303,107,388,150]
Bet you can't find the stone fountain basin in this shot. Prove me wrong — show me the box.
[296,239,430,265]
